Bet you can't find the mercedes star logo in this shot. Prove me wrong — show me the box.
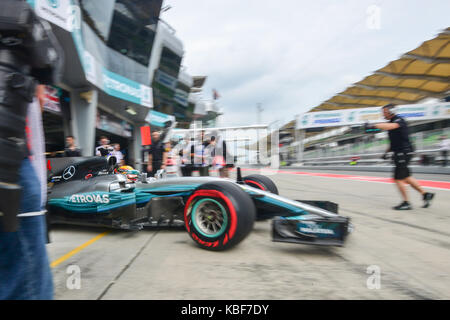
[63,166,76,180]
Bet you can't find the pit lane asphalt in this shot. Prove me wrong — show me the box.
[48,169,450,300]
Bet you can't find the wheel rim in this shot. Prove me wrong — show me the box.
[192,198,228,238]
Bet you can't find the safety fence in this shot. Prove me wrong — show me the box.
[300,148,445,167]
[301,128,449,166]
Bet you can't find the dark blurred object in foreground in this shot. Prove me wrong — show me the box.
[0,0,62,232]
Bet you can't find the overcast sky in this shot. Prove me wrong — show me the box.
[162,0,450,127]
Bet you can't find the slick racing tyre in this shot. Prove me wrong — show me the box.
[184,181,255,251]
[243,174,279,195]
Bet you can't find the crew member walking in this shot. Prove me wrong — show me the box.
[367,104,435,210]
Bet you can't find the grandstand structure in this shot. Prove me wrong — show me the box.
[312,28,450,112]
[279,28,450,167]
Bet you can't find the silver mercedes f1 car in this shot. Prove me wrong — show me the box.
[46,156,351,251]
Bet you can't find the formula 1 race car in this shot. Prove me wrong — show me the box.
[46,156,351,251]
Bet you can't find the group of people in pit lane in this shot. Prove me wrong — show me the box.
[166,130,234,178]
[91,129,235,179]
[47,135,126,168]
[56,130,235,180]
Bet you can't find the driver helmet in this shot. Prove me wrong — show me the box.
[115,165,140,181]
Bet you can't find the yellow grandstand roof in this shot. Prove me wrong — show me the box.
[310,27,450,112]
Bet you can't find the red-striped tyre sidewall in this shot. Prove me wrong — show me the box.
[243,179,266,191]
[184,181,255,251]
[243,174,279,195]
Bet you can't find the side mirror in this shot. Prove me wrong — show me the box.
[155,169,167,180]
[107,155,117,167]
[107,155,117,173]
[140,172,148,183]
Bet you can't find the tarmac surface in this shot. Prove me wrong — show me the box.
[47,168,450,300]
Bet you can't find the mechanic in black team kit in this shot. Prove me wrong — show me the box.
[366,104,435,210]
[146,131,168,177]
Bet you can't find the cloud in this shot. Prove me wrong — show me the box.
[163,0,450,127]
